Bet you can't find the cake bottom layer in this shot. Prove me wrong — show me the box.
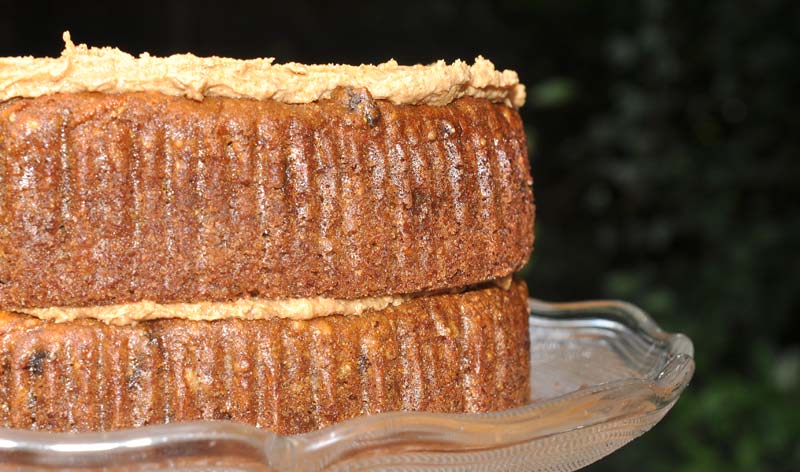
[0,281,530,434]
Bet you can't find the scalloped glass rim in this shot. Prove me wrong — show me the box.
[0,299,695,471]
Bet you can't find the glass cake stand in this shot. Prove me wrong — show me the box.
[0,299,695,471]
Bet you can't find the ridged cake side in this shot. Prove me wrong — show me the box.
[0,91,533,308]
[0,281,530,434]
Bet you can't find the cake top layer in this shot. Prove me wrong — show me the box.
[0,32,526,108]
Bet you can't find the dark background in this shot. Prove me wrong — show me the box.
[2,0,799,470]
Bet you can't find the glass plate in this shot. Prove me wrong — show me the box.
[0,299,694,472]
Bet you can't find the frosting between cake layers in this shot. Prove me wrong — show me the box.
[11,277,514,325]
[14,295,410,325]
[0,32,526,108]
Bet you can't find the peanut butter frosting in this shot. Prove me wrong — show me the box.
[13,295,410,326]
[0,32,525,107]
[10,277,513,325]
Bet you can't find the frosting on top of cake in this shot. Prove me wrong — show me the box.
[0,32,526,107]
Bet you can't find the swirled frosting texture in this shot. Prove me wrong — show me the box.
[0,32,525,107]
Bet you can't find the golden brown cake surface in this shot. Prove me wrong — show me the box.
[0,90,533,309]
[0,281,530,434]
[0,42,535,435]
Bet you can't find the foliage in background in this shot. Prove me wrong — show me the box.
[515,0,800,470]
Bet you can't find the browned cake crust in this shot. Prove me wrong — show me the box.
[0,281,530,434]
[0,91,533,309]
